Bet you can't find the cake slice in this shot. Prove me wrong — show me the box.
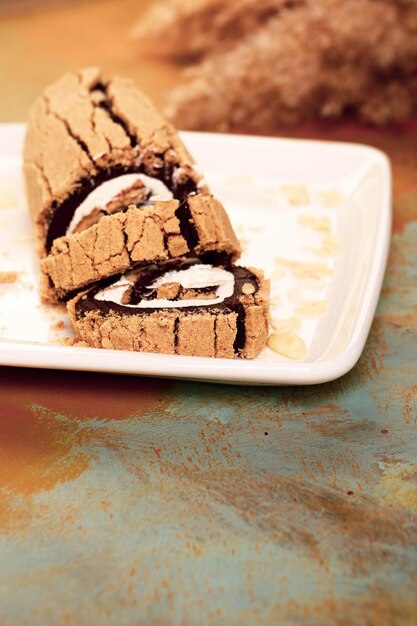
[41,193,240,301]
[68,262,270,359]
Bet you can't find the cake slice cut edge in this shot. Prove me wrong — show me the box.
[67,262,270,359]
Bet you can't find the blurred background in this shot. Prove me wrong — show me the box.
[1,0,417,132]
[0,0,177,120]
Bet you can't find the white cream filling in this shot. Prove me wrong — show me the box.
[67,174,173,235]
[94,265,235,309]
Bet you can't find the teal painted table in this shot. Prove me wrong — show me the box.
[1,121,416,625]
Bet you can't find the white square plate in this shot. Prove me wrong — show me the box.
[0,124,391,385]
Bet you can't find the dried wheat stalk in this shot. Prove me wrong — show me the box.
[134,0,417,130]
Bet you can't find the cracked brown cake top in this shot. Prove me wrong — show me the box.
[23,67,205,254]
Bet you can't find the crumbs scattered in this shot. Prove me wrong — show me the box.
[298,215,331,232]
[50,320,65,331]
[270,317,301,334]
[318,188,343,207]
[52,336,83,347]
[275,257,332,280]
[281,184,309,206]
[267,331,307,360]
[0,271,19,284]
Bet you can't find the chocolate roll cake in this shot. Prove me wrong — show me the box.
[68,263,270,358]
[24,68,270,360]
[24,67,205,256]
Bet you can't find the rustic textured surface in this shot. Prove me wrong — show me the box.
[1,2,417,624]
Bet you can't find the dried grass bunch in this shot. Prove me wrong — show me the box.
[134,0,417,131]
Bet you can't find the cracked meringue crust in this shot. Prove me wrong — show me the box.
[23,66,205,256]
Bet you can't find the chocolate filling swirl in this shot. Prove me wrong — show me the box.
[75,264,259,353]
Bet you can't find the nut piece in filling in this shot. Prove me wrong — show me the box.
[67,263,270,359]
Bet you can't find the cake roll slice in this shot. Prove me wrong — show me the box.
[41,194,240,301]
[68,263,270,359]
[23,67,205,256]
